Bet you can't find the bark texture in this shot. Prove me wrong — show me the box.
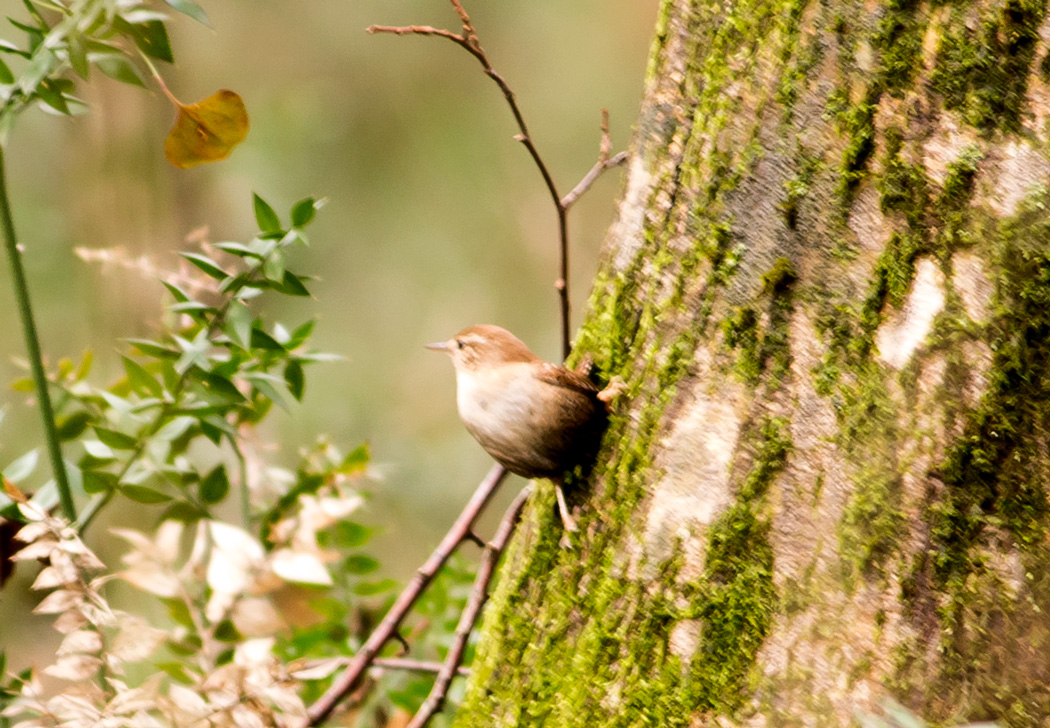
[454,0,1050,724]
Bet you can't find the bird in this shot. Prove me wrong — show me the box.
[426,324,607,531]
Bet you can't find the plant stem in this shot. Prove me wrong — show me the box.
[0,144,75,521]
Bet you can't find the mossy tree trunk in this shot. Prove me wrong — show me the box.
[454,0,1050,724]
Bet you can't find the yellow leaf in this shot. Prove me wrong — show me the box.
[164,89,249,168]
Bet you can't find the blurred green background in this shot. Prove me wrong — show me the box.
[0,0,658,593]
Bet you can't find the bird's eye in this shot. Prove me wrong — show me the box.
[455,339,464,349]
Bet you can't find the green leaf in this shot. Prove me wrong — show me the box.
[341,443,370,474]
[179,252,228,280]
[56,411,93,440]
[128,338,180,359]
[214,241,261,258]
[263,246,286,283]
[288,320,316,349]
[335,521,372,548]
[81,439,115,461]
[213,619,241,642]
[163,0,210,27]
[123,356,163,397]
[82,470,117,494]
[94,427,138,450]
[95,54,146,88]
[199,464,229,504]
[253,193,281,235]
[344,555,379,575]
[121,485,172,504]
[272,271,310,297]
[0,57,13,84]
[161,281,191,303]
[250,328,284,351]
[125,19,173,63]
[245,372,288,410]
[19,46,55,94]
[353,579,398,596]
[291,197,320,228]
[154,415,195,442]
[284,360,304,401]
[67,32,89,79]
[35,78,71,115]
[0,39,30,57]
[225,301,252,351]
[159,501,206,523]
[4,449,38,483]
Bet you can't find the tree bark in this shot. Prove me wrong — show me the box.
[455,0,1050,724]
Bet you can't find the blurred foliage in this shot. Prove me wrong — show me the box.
[0,1,658,720]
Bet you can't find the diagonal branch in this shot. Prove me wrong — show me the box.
[304,463,508,726]
[405,484,531,728]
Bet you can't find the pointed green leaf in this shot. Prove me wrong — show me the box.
[161,281,191,303]
[225,300,252,351]
[273,271,310,297]
[82,470,117,494]
[57,411,93,440]
[200,464,229,504]
[19,45,55,94]
[0,57,12,84]
[67,32,88,79]
[179,252,228,280]
[123,356,163,397]
[121,485,172,504]
[344,555,379,575]
[250,328,284,351]
[164,0,210,26]
[4,449,38,483]
[252,193,281,235]
[94,427,138,450]
[95,54,146,88]
[263,247,286,283]
[128,338,180,359]
[284,360,304,401]
[291,197,320,228]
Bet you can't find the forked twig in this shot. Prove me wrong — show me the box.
[405,485,531,728]
[368,0,627,360]
[304,464,508,726]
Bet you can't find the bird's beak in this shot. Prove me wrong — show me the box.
[425,341,448,352]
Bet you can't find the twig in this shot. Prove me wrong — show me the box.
[0,145,75,521]
[304,463,508,726]
[369,1,574,357]
[406,485,531,728]
[561,111,629,209]
[373,658,471,677]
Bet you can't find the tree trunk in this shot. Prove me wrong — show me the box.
[455,0,1050,724]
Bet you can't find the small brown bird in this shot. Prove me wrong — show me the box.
[427,324,607,530]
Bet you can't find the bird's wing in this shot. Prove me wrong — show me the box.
[534,362,601,395]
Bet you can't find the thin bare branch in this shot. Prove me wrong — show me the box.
[373,658,471,677]
[406,486,531,728]
[561,151,629,210]
[304,464,508,727]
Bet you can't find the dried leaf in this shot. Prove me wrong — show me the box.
[44,654,102,681]
[165,89,249,168]
[57,630,103,656]
[290,658,343,681]
[231,597,286,637]
[13,538,58,563]
[110,617,167,662]
[33,588,83,614]
[270,549,331,586]
[120,560,180,598]
[53,608,89,634]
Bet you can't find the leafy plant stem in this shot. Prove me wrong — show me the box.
[0,144,76,521]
